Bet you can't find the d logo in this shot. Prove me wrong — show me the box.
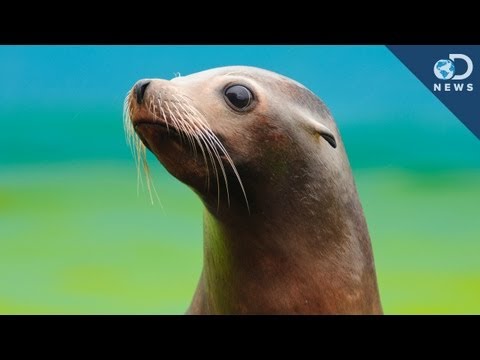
[434,54,473,81]
[450,54,473,80]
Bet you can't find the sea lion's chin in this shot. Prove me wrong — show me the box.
[134,122,208,190]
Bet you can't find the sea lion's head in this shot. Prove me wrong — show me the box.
[124,66,343,215]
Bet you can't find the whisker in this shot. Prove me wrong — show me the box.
[179,97,250,212]
[163,100,187,146]
[123,92,163,208]
[187,116,230,209]
[123,88,249,213]
[170,100,197,158]
[172,96,212,191]
[176,101,224,209]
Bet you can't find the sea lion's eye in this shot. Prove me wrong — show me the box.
[224,85,253,110]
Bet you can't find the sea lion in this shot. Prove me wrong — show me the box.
[124,66,383,314]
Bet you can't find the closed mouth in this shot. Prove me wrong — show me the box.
[133,119,184,138]
[132,119,185,153]
[134,119,172,132]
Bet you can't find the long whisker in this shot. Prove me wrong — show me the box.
[123,88,249,213]
[187,124,221,209]
[186,114,231,209]
[179,96,250,213]
[163,100,188,147]
[174,99,224,209]
[172,94,212,191]
[169,102,196,157]
[170,99,198,159]
[123,92,162,208]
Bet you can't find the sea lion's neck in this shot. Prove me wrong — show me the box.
[189,176,383,314]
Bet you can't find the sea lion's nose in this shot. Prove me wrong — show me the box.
[134,79,151,105]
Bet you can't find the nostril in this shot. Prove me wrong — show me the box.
[135,80,151,105]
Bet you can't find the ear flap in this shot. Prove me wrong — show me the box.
[299,110,338,149]
[313,121,337,149]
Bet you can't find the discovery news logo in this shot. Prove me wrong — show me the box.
[433,54,474,92]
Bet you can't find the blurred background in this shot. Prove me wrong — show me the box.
[0,46,479,314]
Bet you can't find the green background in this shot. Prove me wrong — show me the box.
[1,46,479,314]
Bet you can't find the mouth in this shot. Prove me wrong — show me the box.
[133,116,179,130]
[134,119,175,134]
[132,119,184,152]
[133,119,234,167]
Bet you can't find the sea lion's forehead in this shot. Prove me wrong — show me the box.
[171,66,306,90]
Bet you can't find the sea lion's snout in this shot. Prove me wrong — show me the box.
[134,79,151,105]
[128,78,174,127]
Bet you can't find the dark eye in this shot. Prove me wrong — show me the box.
[224,85,253,110]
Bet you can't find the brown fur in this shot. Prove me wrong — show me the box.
[127,66,383,314]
